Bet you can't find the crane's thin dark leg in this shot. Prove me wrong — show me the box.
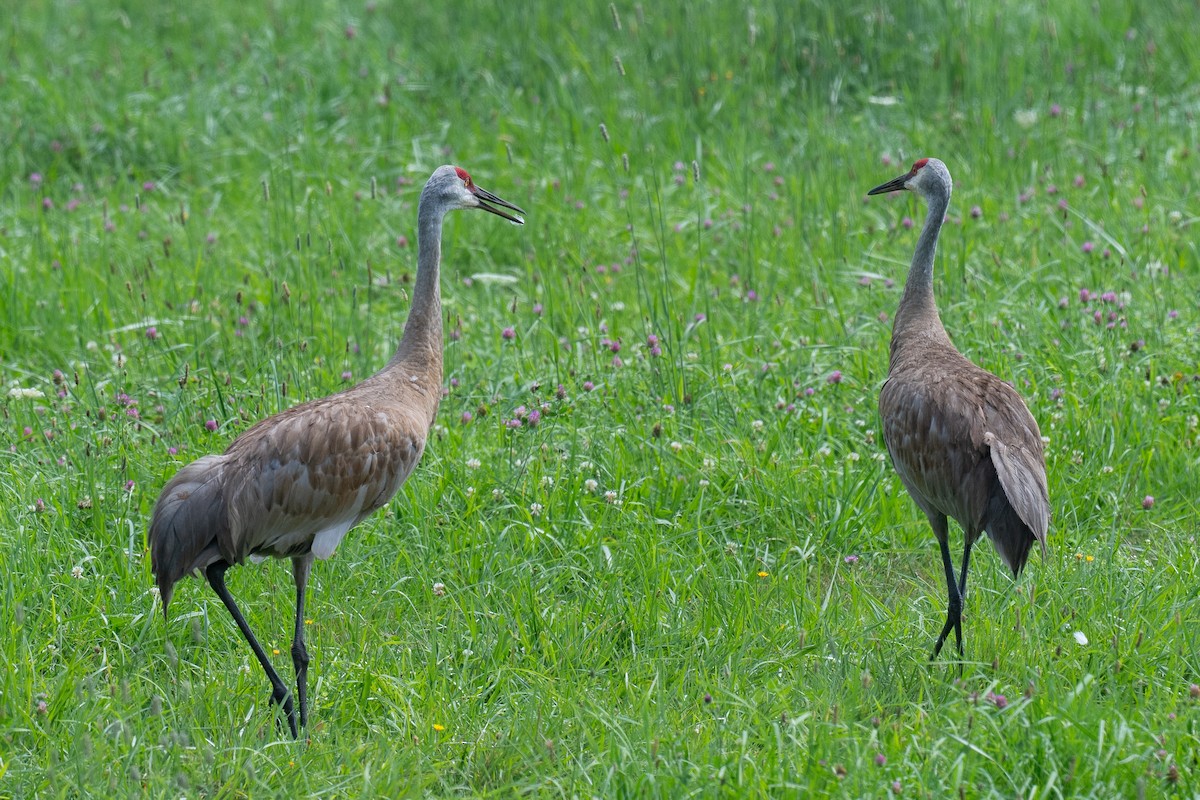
[205,560,299,738]
[291,555,314,731]
[957,536,975,603]
[949,536,976,657]
[929,514,963,661]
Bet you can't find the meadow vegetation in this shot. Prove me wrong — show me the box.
[2,0,1199,796]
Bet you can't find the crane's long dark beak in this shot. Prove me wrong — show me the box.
[474,186,525,225]
[867,172,912,196]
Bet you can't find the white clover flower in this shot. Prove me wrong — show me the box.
[670,441,683,452]
[751,420,764,432]
[530,503,543,517]
[604,490,619,504]
[466,458,481,470]
[584,479,599,493]
[1014,108,1039,128]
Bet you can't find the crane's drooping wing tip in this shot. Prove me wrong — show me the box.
[985,432,1051,542]
[158,580,174,619]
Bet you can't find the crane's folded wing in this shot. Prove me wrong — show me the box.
[983,432,1050,551]
[224,399,427,561]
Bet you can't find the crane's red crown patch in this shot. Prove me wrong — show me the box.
[454,167,473,186]
[912,158,929,171]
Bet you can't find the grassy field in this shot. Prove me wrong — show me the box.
[2,0,1200,796]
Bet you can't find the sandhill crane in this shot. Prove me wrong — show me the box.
[868,157,1049,660]
[149,165,524,737]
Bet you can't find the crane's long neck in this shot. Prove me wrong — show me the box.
[892,186,952,355]
[388,199,444,376]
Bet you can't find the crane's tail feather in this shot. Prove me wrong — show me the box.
[984,433,1049,558]
[983,491,1038,577]
[148,455,230,617]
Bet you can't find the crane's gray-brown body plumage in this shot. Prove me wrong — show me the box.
[869,158,1049,659]
[149,165,523,737]
[149,371,437,608]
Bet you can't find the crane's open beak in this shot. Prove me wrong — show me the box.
[867,171,913,196]
[474,186,526,225]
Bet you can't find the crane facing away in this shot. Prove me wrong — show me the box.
[868,157,1049,660]
[149,166,524,737]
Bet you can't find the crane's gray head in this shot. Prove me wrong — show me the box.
[867,157,952,200]
[421,165,525,224]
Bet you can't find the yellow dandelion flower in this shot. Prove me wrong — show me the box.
[272,648,280,655]
[1085,555,1094,562]
[305,619,313,625]
[433,723,446,732]
[1075,553,1083,560]
[757,571,769,578]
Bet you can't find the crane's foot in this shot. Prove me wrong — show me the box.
[268,685,299,739]
[930,599,964,661]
